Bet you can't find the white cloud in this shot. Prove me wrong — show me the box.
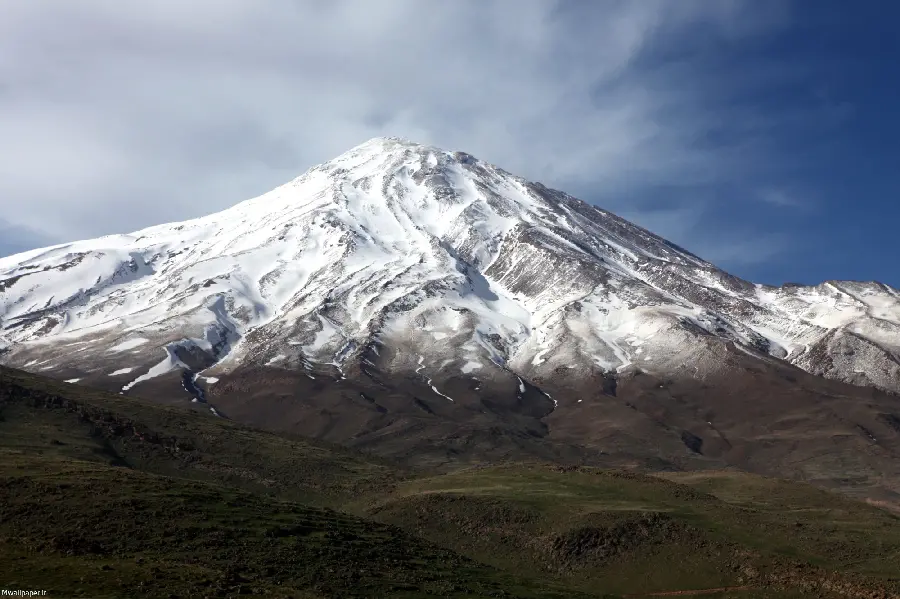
[0,0,793,263]
[691,234,791,267]
[757,188,807,209]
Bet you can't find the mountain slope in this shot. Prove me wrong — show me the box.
[1,136,898,399]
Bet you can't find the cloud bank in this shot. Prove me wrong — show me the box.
[1,0,813,269]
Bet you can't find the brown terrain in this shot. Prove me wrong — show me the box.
[99,334,900,511]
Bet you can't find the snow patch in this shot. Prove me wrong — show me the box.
[542,390,557,408]
[461,360,482,373]
[430,384,454,402]
[108,338,150,352]
[122,344,188,392]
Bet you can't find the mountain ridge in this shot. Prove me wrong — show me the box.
[1,136,897,400]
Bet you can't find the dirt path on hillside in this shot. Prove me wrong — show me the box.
[622,586,755,597]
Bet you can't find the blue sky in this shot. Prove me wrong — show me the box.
[0,1,896,288]
[591,1,899,287]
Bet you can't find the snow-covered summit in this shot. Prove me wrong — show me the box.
[1,138,898,400]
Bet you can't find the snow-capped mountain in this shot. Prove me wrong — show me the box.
[1,136,899,402]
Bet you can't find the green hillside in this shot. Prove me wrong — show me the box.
[2,366,899,598]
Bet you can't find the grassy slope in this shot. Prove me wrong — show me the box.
[363,465,900,598]
[0,451,594,599]
[0,366,402,505]
[0,367,591,598]
[2,366,900,598]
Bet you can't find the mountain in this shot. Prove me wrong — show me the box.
[2,137,900,502]
[2,136,898,392]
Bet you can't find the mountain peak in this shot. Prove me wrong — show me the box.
[334,136,481,170]
[344,135,428,155]
[362,135,420,146]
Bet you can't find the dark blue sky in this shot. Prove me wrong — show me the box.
[769,3,898,287]
[638,2,900,287]
[550,2,898,289]
[0,2,897,289]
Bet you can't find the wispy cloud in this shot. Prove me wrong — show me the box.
[0,218,57,259]
[0,0,806,270]
[757,188,808,209]
[619,204,791,269]
[690,234,792,267]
